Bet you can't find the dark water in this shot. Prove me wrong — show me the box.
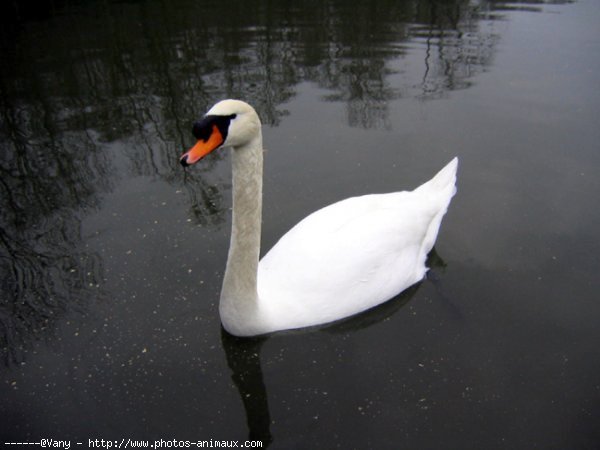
[1,0,599,448]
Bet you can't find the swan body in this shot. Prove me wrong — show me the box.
[181,100,457,336]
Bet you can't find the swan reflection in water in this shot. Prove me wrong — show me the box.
[221,331,272,446]
[219,250,452,447]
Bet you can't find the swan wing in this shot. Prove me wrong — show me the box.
[257,157,457,331]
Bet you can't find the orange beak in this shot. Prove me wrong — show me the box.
[180,124,224,167]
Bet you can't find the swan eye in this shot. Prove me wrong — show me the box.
[193,114,237,142]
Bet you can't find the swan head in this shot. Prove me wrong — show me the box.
[180,99,261,167]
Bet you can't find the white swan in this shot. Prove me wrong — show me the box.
[181,99,458,337]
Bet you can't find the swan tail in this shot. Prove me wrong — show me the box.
[417,157,458,196]
[418,157,458,257]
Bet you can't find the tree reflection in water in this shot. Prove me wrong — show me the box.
[0,0,540,366]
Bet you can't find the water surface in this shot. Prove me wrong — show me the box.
[1,0,599,448]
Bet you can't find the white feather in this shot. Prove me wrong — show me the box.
[257,159,457,332]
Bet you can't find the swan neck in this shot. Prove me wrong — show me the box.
[219,131,263,334]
